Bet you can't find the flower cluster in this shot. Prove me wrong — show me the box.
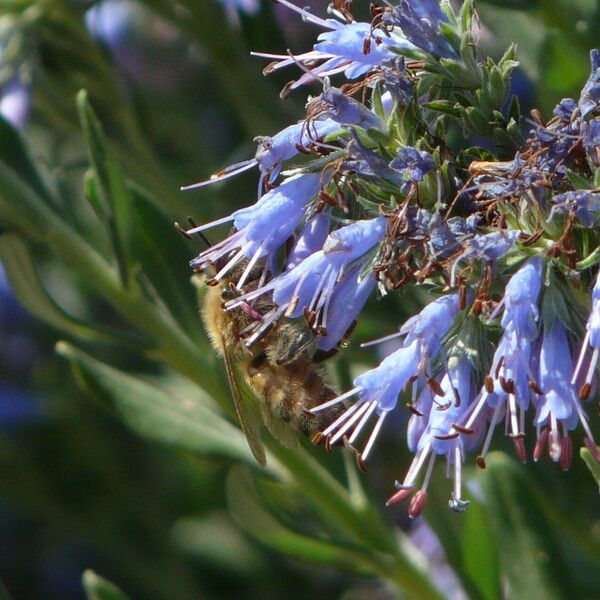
[185,0,600,515]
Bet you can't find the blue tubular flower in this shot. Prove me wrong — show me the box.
[315,267,376,353]
[380,57,414,106]
[573,270,600,402]
[251,1,412,94]
[346,136,437,191]
[550,190,600,226]
[389,356,477,515]
[390,147,436,184]
[383,0,457,59]
[450,230,521,286]
[186,173,321,286]
[532,321,596,469]
[579,49,600,118]
[285,212,330,270]
[456,257,544,464]
[311,294,459,465]
[317,87,383,130]
[582,119,600,165]
[224,217,387,347]
[182,118,340,191]
[499,256,544,339]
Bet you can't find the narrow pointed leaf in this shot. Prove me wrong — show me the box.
[77,89,132,287]
[0,233,141,346]
[226,465,375,573]
[82,570,130,600]
[581,448,600,492]
[475,452,570,599]
[0,115,52,203]
[57,342,275,471]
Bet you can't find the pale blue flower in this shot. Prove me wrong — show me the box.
[311,294,459,465]
[252,2,413,94]
[318,87,383,130]
[534,321,597,469]
[225,217,387,346]
[383,0,457,59]
[187,173,321,286]
[579,49,600,118]
[550,190,600,227]
[390,356,477,515]
[450,230,521,286]
[316,267,376,352]
[285,212,330,270]
[182,118,340,191]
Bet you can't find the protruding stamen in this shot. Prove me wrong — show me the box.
[185,214,234,236]
[271,0,332,28]
[386,487,413,507]
[533,428,549,462]
[572,331,591,385]
[361,411,387,461]
[236,244,265,289]
[310,386,362,414]
[347,401,378,444]
[560,434,573,471]
[180,159,258,191]
[408,490,428,518]
[328,401,372,445]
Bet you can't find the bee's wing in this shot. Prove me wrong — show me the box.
[222,342,267,467]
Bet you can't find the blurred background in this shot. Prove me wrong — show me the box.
[1,1,600,599]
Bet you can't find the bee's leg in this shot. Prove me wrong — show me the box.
[247,351,267,376]
[274,328,315,365]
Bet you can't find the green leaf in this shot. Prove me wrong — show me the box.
[0,114,52,204]
[82,570,130,600]
[474,452,571,599]
[126,181,202,340]
[226,465,375,573]
[57,341,277,472]
[581,448,600,492]
[462,489,501,600]
[77,89,132,287]
[0,232,140,346]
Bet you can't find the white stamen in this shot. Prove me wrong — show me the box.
[361,330,403,348]
[361,411,387,461]
[462,392,488,430]
[320,401,363,436]
[572,331,590,384]
[421,452,437,492]
[270,0,332,28]
[453,446,463,501]
[404,442,432,488]
[214,248,246,281]
[508,393,519,436]
[310,386,362,414]
[180,159,258,191]
[244,306,285,346]
[328,401,372,445]
[480,400,502,458]
[236,244,264,289]
[185,214,235,235]
[348,401,378,444]
[585,347,599,385]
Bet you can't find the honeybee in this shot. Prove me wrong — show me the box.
[201,258,343,466]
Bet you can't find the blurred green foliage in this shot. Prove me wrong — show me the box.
[0,0,599,599]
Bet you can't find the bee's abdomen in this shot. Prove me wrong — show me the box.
[249,359,341,437]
